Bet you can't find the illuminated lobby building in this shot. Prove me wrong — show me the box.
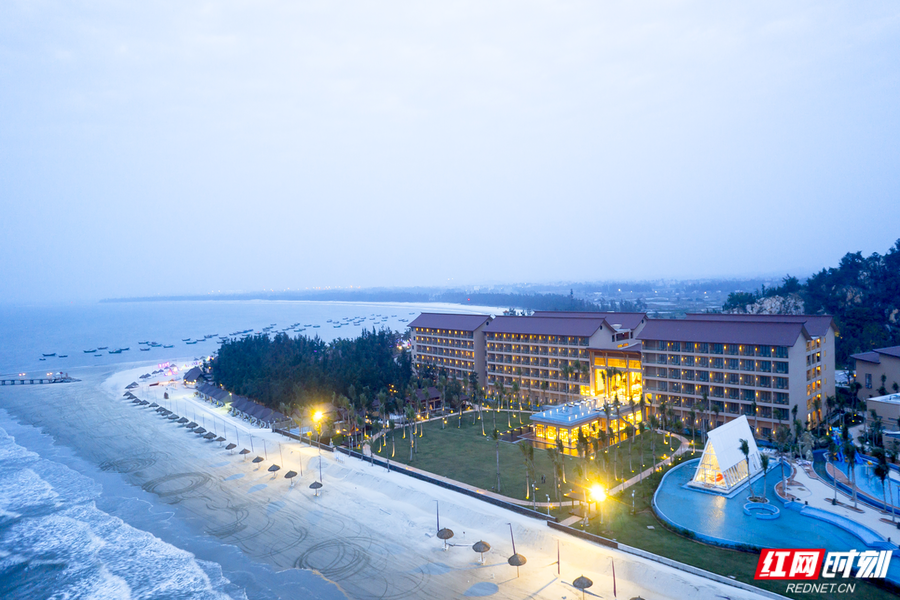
[529,397,642,450]
[483,312,647,405]
[409,313,493,384]
[637,314,836,439]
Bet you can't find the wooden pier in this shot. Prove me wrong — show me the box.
[0,376,79,386]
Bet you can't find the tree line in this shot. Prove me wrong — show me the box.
[211,328,413,414]
[722,239,900,365]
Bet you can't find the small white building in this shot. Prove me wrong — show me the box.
[689,415,762,493]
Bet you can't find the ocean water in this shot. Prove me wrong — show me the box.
[0,300,498,599]
[0,299,500,376]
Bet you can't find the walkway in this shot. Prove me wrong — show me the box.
[559,430,694,526]
[783,459,900,543]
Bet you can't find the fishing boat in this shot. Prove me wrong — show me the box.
[84,349,96,353]
[163,344,173,348]
[39,358,46,361]
[139,341,149,345]
[58,355,68,358]
[140,348,150,352]
[108,349,122,354]
[182,338,191,342]
[97,346,108,350]
[42,353,56,357]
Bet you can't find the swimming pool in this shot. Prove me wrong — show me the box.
[653,459,900,585]
[832,459,900,511]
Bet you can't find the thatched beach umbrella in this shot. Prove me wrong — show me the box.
[472,540,490,564]
[149,402,158,408]
[252,456,264,470]
[194,427,207,435]
[435,501,454,551]
[309,480,323,496]
[204,432,216,440]
[177,417,188,424]
[507,523,526,577]
[239,448,250,460]
[186,422,197,429]
[225,443,237,453]
[168,414,179,420]
[214,436,225,443]
[268,464,281,477]
[573,575,593,599]
[284,470,298,487]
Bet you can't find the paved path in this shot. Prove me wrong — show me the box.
[784,459,900,542]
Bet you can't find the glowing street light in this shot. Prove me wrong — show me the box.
[590,484,606,525]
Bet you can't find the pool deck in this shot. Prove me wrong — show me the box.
[789,460,900,543]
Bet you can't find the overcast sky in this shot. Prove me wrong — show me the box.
[1,1,898,303]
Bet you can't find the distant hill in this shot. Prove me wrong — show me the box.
[722,239,900,366]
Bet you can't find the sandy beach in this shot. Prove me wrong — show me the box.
[2,360,782,600]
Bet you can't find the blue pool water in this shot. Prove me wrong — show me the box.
[833,460,900,511]
[654,459,900,584]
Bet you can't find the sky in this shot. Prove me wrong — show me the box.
[1,1,898,303]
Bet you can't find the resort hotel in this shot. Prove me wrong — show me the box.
[410,311,836,449]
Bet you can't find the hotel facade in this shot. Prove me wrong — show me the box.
[408,313,493,385]
[409,311,835,443]
[637,314,836,439]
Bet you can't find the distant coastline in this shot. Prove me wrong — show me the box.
[100,289,632,313]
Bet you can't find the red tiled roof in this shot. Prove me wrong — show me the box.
[484,316,607,337]
[637,319,808,346]
[684,313,834,337]
[531,311,646,330]
[409,313,492,331]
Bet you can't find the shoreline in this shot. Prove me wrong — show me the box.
[2,360,780,600]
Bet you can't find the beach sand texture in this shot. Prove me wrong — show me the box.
[1,362,778,600]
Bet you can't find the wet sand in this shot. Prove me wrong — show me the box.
[1,361,781,600]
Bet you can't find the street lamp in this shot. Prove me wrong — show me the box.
[590,484,606,526]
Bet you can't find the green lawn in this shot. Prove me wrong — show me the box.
[373,418,896,600]
[370,410,678,502]
[557,453,897,600]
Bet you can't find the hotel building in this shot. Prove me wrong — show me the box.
[637,314,836,439]
[483,312,647,405]
[851,344,900,399]
[409,313,493,385]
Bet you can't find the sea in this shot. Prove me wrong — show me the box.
[0,300,499,599]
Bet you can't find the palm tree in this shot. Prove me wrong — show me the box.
[390,419,396,458]
[405,404,416,461]
[843,441,859,508]
[555,438,567,483]
[688,407,697,453]
[648,414,660,469]
[824,437,839,504]
[508,381,517,428]
[625,423,635,476]
[712,403,721,431]
[540,380,549,409]
[491,428,501,492]
[546,447,562,503]
[519,441,536,502]
[738,438,751,498]
[760,454,770,499]
[874,449,896,523]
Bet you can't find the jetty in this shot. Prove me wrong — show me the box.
[1,374,80,385]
